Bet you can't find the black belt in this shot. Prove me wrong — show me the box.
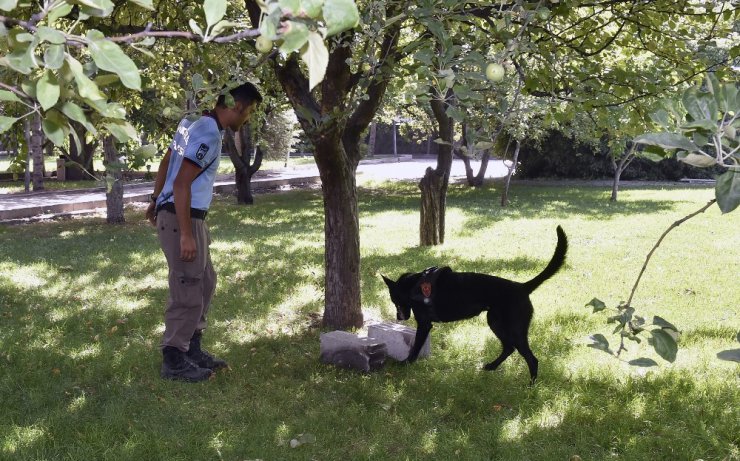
[156,202,208,220]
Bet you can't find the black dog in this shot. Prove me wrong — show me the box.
[382,226,567,383]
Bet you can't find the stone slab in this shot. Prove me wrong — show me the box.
[319,330,387,372]
[367,322,430,361]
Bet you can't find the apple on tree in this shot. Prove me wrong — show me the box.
[255,35,273,53]
[485,62,505,82]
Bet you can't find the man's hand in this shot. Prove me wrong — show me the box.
[180,234,197,262]
[146,202,157,225]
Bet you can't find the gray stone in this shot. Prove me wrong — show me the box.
[367,322,430,361]
[319,330,387,372]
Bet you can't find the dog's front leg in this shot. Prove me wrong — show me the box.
[403,323,432,364]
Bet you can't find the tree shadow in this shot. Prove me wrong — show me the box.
[0,183,735,460]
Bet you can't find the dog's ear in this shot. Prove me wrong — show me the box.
[380,274,394,287]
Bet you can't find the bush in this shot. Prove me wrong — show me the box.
[516,131,720,180]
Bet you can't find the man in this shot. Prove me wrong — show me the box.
[146,82,262,382]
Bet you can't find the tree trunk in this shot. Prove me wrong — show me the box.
[458,123,476,186]
[103,136,125,224]
[318,139,363,328]
[25,113,44,191]
[64,121,97,180]
[419,167,448,245]
[224,123,262,205]
[367,121,377,157]
[501,140,520,207]
[420,89,454,246]
[22,123,30,192]
[474,150,491,186]
[610,144,636,202]
[245,0,401,329]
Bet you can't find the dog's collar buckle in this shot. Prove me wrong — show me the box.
[421,281,432,300]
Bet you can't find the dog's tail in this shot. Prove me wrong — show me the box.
[522,226,568,294]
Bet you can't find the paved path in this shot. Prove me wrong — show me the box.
[0,156,510,223]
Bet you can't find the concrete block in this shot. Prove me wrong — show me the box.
[320,331,387,372]
[367,322,430,361]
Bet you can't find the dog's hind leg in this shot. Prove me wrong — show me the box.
[514,339,538,385]
[483,311,515,372]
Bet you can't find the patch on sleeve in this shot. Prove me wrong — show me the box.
[195,143,209,160]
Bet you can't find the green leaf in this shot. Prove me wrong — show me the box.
[127,0,153,10]
[678,153,716,168]
[61,101,97,135]
[300,31,328,91]
[85,99,126,119]
[210,20,236,37]
[0,116,19,134]
[585,298,607,313]
[136,144,157,158]
[692,131,709,148]
[652,316,678,331]
[94,74,120,86]
[65,55,106,101]
[322,0,360,36]
[47,93,75,125]
[719,83,738,114]
[203,0,227,28]
[717,349,740,362]
[680,119,718,131]
[445,105,466,123]
[75,0,113,13]
[104,120,137,142]
[189,19,204,37]
[6,38,38,74]
[649,109,672,130]
[683,87,714,122]
[48,2,73,22]
[587,334,611,353]
[301,0,324,18]
[279,21,309,54]
[41,110,68,146]
[633,132,700,153]
[44,44,65,69]
[0,0,18,11]
[279,0,300,15]
[259,8,281,40]
[37,26,66,44]
[628,358,658,367]
[649,329,678,363]
[0,90,22,103]
[86,30,141,90]
[79,0,114,17]
[37,69,61,111]
[192,73,204,92]
[715,169,740,214]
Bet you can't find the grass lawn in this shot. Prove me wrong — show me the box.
[0,181,738,460]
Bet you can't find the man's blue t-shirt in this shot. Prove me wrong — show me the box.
[157,115,223,211]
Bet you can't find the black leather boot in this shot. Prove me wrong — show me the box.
[186,330,228,370]
[161,346,213,382]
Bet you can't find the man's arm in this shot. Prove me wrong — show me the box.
[173,159,203,262]
[146,148,172,225]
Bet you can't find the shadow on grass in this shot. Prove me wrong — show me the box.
[0,184,735,460]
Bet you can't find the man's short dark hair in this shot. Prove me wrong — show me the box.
[217,82,263,107]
